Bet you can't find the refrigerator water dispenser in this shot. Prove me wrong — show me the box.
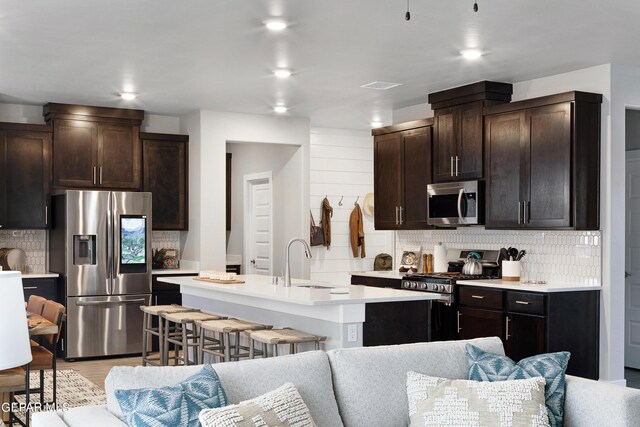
[73,235,96,265]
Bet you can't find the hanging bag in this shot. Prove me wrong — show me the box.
[310,210,325,246]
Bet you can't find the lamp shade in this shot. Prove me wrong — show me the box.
[0,271,32,370]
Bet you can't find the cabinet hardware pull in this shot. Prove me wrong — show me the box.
[450,156,454,177]
[399,206,403,225]
[457,310,462,333]
[99,166,103,185]
[505,316,511,340]
[93,166,97,185]
[455,156,459,176]
[515,300,530,305]
[23,287,38,290]
[395,206,399,225]
[471,295,485,299]
[45,205,48,225]
[518,202,522,224]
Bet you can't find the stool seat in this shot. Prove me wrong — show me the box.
[141,304,196,316]
[162,311,222,323]
[247,328,326,345]
[197,318,271,333]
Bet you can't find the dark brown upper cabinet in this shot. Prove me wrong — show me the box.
[141,132,189,230]
[373,119,433,230]
[429,81,513,183]
[43,103,144,190]
[0,123,52,229]
[484,91,602,230]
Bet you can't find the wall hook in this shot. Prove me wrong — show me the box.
[354,196,359,205]
[338,196,344,206]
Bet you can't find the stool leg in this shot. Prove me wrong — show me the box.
[141,313,148,367]
[199,328,205,365]
[158,314,164,366]
[315,340,320,350]
[182,322,189,366]
[273,344,278,357]
[163,318,171,366]
[234,332,240,359]
[249,338,255,359]
[290,343,295,355]
[223,333,231,362]
[39,370,44,404]
[263,343,268,358]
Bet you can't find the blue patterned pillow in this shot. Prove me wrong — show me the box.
[115,365,228,427]
[465,344,570,427]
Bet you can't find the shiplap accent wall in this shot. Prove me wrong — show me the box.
[309,128,393,285]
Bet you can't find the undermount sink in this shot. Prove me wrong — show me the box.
[295,284,335,289]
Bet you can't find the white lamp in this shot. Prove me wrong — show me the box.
[0,271,32,370]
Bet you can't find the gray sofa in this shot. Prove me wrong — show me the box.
[33,337,640,426]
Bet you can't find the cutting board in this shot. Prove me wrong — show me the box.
[193,277,245,284]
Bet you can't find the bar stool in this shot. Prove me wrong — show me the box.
[246,328,326,358]
[197,318,271,363]
[140,304,197,366]
[162,311,225,366]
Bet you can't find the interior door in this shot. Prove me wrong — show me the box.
[245,175,272,275]
[625,151,640,369]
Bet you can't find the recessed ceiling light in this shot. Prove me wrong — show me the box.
[274,68,292,78]
[119,92,137,101]
[273,105,288,114]
[460,49,483,60]
[264,19,287,31]
[371,121,383,128]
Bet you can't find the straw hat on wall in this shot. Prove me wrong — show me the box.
[363,193,374,217]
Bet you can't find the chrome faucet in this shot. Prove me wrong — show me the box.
[283,238,312,287]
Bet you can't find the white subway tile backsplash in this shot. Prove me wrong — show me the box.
[397,228,601,285]
[152,231,181,251]
[0,230,47,273]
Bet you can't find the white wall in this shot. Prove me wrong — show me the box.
[309,128,394,285]
[142,114,181,133]
[0,103,44,123]
[182,110,311,278]
[393,102,431,124]
[226,142,302,276]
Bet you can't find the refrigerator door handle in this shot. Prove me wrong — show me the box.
[76,298,147,307]
[106,198,114,292]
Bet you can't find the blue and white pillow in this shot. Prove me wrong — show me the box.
[465,344,570,427]
[115,364,228,427]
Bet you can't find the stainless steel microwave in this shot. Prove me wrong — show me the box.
[427,181,484,226]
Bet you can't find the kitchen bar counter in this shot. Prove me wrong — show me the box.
[456,279,602,293]
[159,274,439,349]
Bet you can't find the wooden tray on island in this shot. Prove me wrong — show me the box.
[193,277,245,284]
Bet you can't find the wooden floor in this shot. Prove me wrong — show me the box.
[58,355,144,390]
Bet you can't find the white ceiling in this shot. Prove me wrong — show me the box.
[0,0,638,129]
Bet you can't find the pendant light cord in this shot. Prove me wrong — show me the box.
[405,0,411,20]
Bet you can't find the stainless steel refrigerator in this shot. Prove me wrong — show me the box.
[50,190,152,359]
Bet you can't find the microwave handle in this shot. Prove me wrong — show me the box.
[457,188,465,222]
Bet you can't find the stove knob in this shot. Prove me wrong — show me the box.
[411,282,418,289]
[419,283,426,290]
[435,284,442,292]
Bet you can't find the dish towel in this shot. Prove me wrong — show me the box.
[321,197,333,249]
[349,202,366,258]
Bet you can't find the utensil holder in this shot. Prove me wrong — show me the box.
[502,260,522,282]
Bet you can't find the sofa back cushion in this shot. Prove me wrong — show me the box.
[105,350,343,427]
[326,337,504,427]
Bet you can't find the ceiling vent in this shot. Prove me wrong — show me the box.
[360,81,403,90]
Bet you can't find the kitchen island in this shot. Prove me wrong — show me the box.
[158,275,440,350]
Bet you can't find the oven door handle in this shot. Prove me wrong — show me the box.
[457,188,465,223]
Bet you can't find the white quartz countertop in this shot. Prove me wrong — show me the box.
[350,271,405,280]
[456,279,602,293]
[21,273,59,279]
[152,269,199,275]
[159,274,439,306]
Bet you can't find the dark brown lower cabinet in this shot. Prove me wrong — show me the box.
[22,277,59,303]
[458,306,504,341]
[505,313,546,362]
[457,285,600,379]
[151,273,196,350]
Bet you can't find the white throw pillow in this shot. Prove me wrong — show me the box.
[199,382,317,427]
[406,371,550,427]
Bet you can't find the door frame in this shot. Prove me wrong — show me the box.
[625,149,640,369]
[243,171,273,276]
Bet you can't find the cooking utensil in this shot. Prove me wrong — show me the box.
[516,250,526,261]
[462,254,483,276]
[499,248,509,263]
[508,247,519,260]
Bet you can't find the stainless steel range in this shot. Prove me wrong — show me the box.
[401,249,500,341]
